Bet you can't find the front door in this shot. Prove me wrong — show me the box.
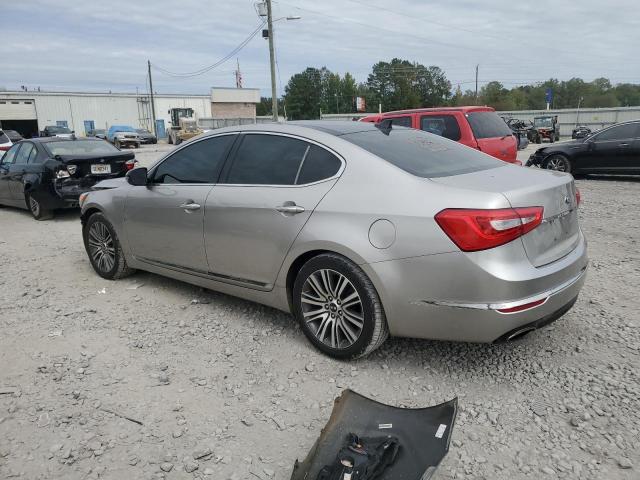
[8,142,36,201]
[124,134,236,272]
[581,122,640,171]
[204,133,343,289]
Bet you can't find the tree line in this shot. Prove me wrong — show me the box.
[254,58,640,119]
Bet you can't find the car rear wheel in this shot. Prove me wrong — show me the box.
[293,253,389,359]
[26,194,52,220]
[544,154,572,173]
[83,212,135,280]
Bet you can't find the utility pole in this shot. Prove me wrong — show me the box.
[147,60,157,137]
[266,0,278,122]
[474,64,479,104]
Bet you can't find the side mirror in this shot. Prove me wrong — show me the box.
[126,167,148,186]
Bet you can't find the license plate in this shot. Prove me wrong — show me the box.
[91,164,111,174]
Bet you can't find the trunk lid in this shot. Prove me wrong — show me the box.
[432,166,580,267]
[58,152,135,177]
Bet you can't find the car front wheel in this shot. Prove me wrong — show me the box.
[293,253,389,359]
[544,154,572,173]
[83,212,135,280]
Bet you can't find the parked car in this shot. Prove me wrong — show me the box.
[0,137,136,220]
[360,106,519,164]
[572,125,592,139]
[106,126,141,149]
[41,125,74,138]
[0,130,12,154]
[87,129,107,140]
[135,128,157,144]
[79,122,587,359]
[527,120,640,174]
[531,115,560,143]
[2,129,23,143]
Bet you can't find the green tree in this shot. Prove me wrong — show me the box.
[284,67,324,119]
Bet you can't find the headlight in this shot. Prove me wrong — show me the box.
[56,169,70,179]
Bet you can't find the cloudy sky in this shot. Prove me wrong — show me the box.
[1,0,638,97]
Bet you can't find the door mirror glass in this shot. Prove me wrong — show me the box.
[126,167,148,186]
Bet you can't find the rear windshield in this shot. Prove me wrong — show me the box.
[48,126,71,134]
[0,132,8,143]
[466,111,512,139]
[340,127,502,178]
[44,140,119,156]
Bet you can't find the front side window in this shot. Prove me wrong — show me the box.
[593,123,638,142]
[420,115,461,141]
[466,111,512,139]
[225,134,309,185]
[14,143,34,164]
[153,135,235,184]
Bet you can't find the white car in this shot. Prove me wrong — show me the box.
[0,130,13,156]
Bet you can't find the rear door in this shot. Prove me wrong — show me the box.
[465,110,518,162]
[204,133,343,289]
[0,144,21,204]
[124,134,236,272]
[581,122,640,171]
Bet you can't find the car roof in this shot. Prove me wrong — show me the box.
[29,137,104,143]
[288,120,382,136]
[383,106,495,116]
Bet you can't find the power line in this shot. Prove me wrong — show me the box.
[151,21,266,78]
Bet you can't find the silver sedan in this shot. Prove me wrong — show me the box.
[79,121,588,359]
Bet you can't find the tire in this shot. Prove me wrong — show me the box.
[549,136,555,143]
[535,135,541,144]
[26,193,52,220]
[167,134,173,145]
[292,253,389,359]
[175,137,182,146]
[83,212,135,280]
[544,154,572,173]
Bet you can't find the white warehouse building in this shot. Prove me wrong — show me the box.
[0,87,260,138]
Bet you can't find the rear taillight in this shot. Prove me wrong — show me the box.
[125,159,137,171]
[575,188,581,206]
[0,146,10,151]
[435,206,544,252]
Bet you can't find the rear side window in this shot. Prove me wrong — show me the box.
[296,145,342,184]
[14,143,34,164]
[594,123,639,141]
[225,134,309,185]
[341,128,501,178]
[153,135,235,184]
[0,131,8,143]
[420,115,461,141]
[386,116,412,128]
[466,111,512,139]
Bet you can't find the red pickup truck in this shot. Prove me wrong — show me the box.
[360,106,519,164]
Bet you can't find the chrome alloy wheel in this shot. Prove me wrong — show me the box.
[29,196,40,217]
[301,269,364,349]
[546,155,569,172]
[87,221,116,273]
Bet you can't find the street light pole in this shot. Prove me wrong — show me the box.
[147,60,157,136]
[266,0,278,122]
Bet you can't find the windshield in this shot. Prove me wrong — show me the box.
[49,126,72,134]
[466,111,513,139]
[136,129,150,134]
[340,127,502,178]
[112,126,136,133]
[44,140,120,156]
[534,117,553,128]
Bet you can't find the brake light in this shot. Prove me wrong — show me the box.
[435,207,544,252]
[125,159,137,171]
[575,188,581,206]
[0,146,10,151]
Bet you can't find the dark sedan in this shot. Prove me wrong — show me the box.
[3,129,24,143]
[135,128,157,144]
[527,120,640,175]
[0,137,136,220]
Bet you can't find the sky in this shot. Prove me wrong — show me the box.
[1,0,639,98]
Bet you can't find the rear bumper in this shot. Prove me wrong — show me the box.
[362,231,588,343]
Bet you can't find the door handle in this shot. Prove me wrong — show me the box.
[276,203,305,215]
[179,201,201,211]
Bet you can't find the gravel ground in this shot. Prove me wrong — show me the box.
[0,142,638,480]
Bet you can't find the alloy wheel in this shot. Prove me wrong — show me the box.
[546,156,568,172]
[300,269,364,349]
[87,221,116,273]
[29,196,40,217]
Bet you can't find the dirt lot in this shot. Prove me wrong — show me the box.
[1,142,639,480]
